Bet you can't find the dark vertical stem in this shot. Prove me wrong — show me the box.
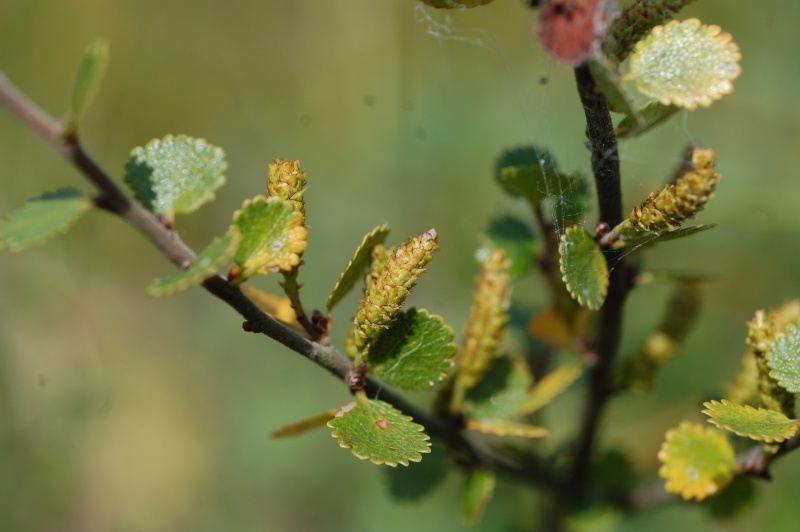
[573,65,622,228]
[566,65,629,496]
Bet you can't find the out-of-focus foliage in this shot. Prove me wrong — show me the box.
[2,1,800,531]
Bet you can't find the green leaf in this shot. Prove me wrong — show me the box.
[615,101,679,139]
[66,38,109,133]
[627,19,742,110]
[518,361,583,416]
[564,507,623,532]
[559,226,608,310]
[460,469,496,527]
[588,58,640,118]
[477,216,537,280]
[383,443,448,502]
[147,230,241,297]
[497,145,558,170]
[0,189,91,252]
[327,224,390,311]
[767,324,800,393]
[658,421,736,501]
[369,309,456,391]
[328,395,431,466]
[611,224,716,250]
[706,477,757,519]
[495,145,558,197]
[465,356,533,420]
[497,164,550,203]
[124,135,227,221]
[547,172,590,231]
[494,146,588,228]
[702,400,798,443]
[591,449,636,503]
[231,196,307,282]
[466,419,548,439]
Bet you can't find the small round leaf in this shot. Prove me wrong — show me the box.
[370,308,456,391]
[767,324,800,393]
[702,399,798,443]
[658,421,735,501]
[628,19,742,110]
[559,226,608,310]
[124,135,227,220]
[327,395,431,467]
[230,196,307,282]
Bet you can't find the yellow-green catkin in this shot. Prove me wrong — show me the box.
[364,243,395,294]
[451,248,512,410]
[605,0,698,61]
[747,310,794,418]
[728,299,800,405]
[353,229,439,355]
[630,147,720,233]
[267,158,307,219]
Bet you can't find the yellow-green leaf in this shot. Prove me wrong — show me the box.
[466,419,549,439]
[702,400,798,443]
[0,189,91,252]
[147,230,241,297]
[517,361,583,416]
[627,19,742,110]
[610,224,716,250]
[559,226,608,310]
[658,421,735,501]
[271,409,339,438]
[327,224,390,311]
[460,468,495,527]
[327,394,431,467]
[66,38,109,133]
[230,196,307,283]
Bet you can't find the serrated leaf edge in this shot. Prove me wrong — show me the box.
[372,308,457,390]
[701,399,798,443]
[327,398,431,467]
[558,226,609,310]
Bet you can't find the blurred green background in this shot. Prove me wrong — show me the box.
[2,1,799,530]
